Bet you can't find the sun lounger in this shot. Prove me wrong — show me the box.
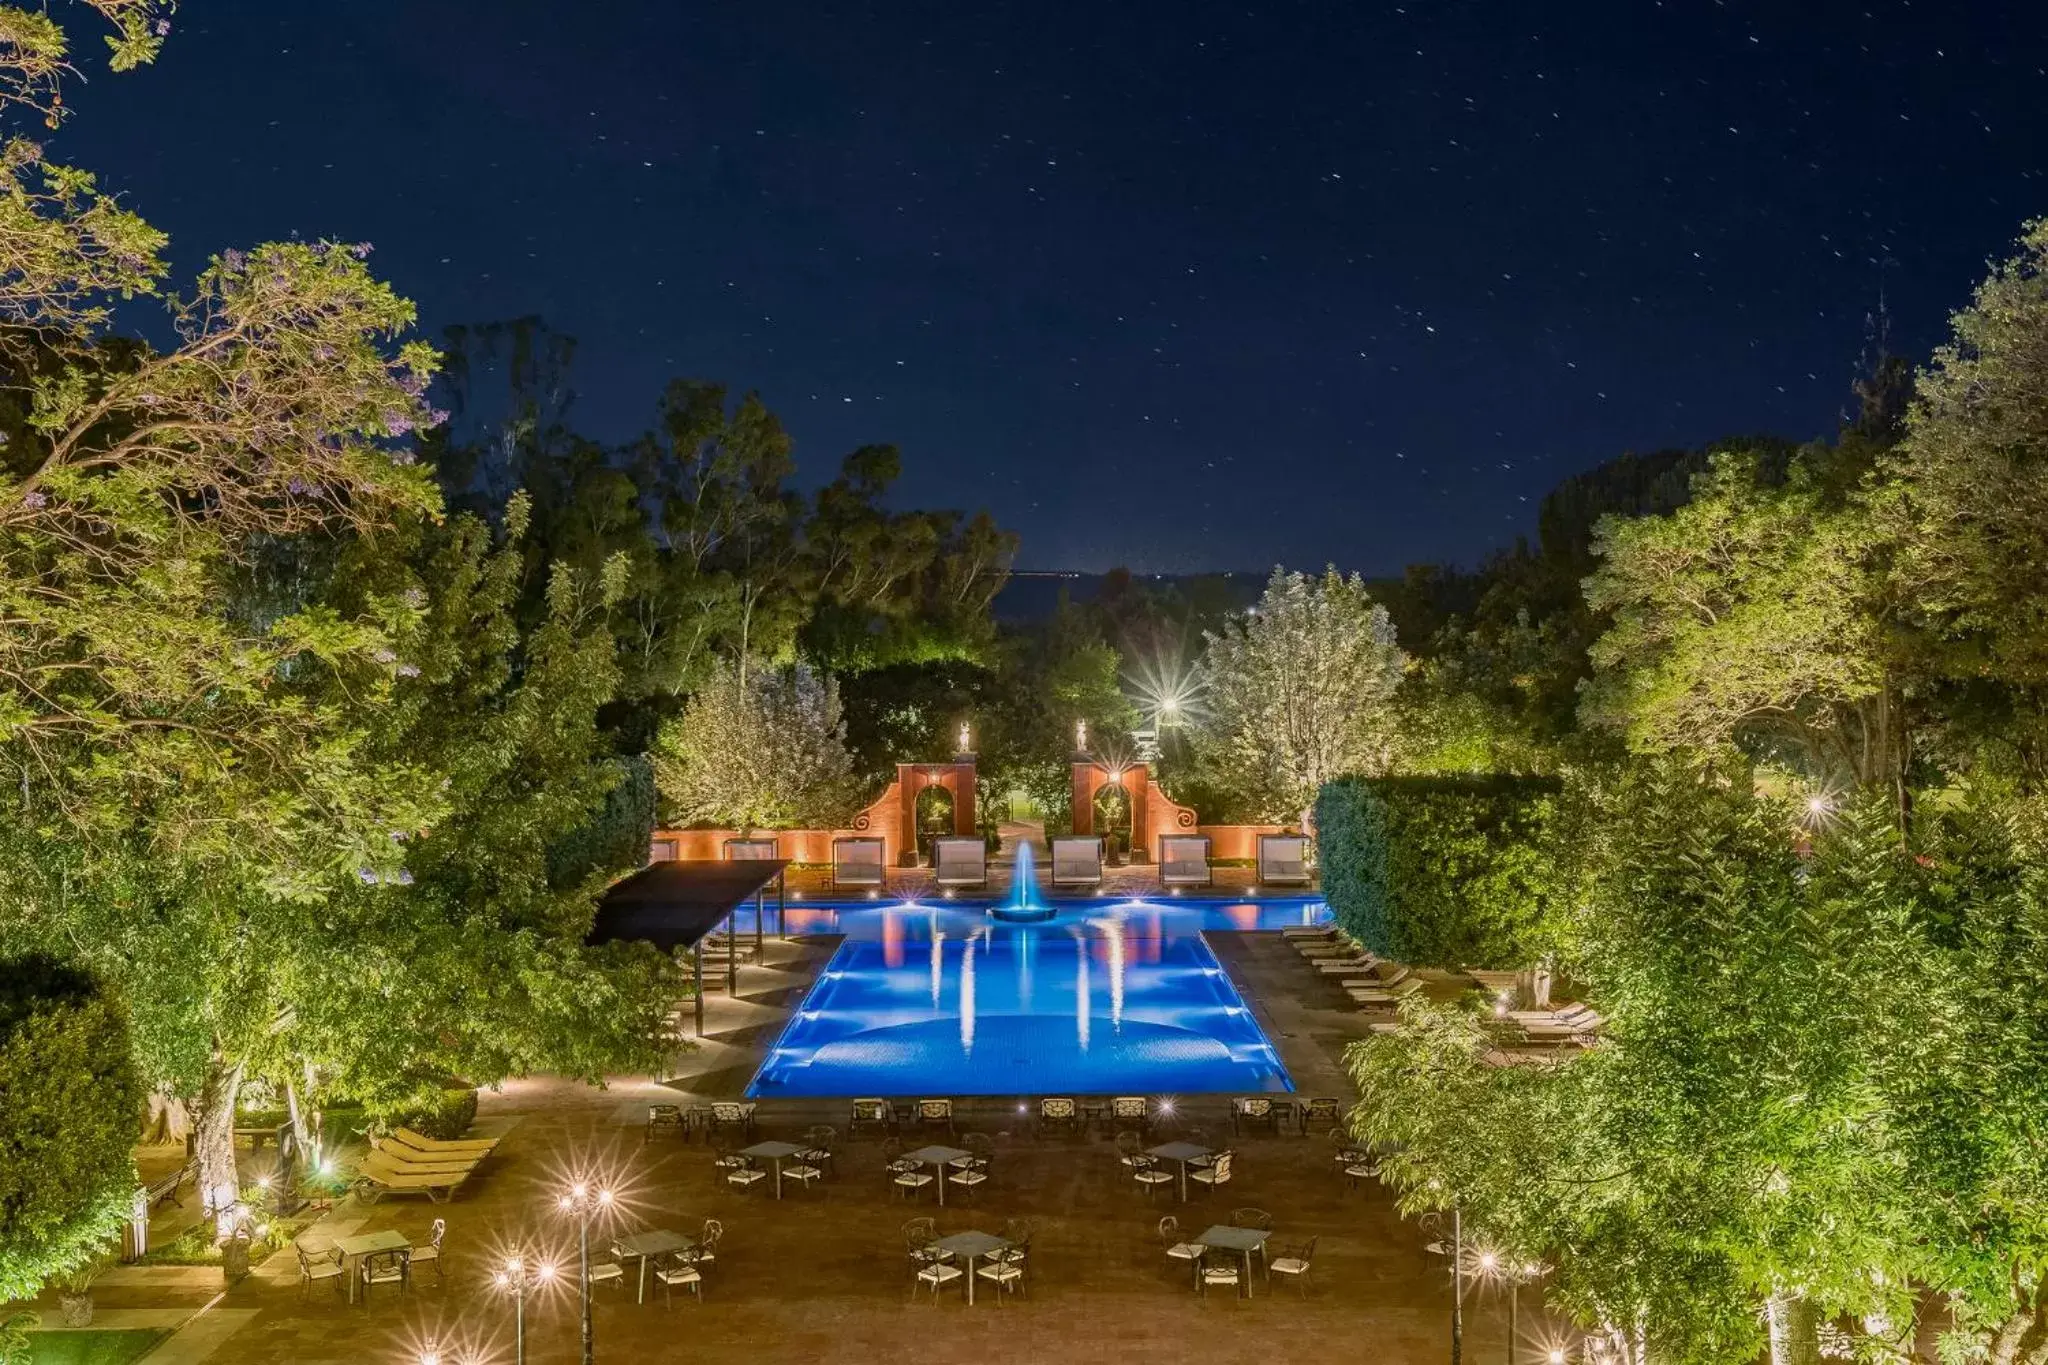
[1346,978,1424,1005]
[356,1153,473,1203]
[833,836,886,891]
[1159,835,1214,889]
[932,836,988,888]
[1050,836,1104,889]
[392,1127,498,1155]
[1257,833,1313,886]
[368,1139,482,1176]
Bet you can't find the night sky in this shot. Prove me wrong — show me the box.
[62,1,2048,572]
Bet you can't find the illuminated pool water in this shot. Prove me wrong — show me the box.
[745,898,1328,1099]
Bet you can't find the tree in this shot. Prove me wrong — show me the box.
[1351,768,1925,1365]
[0,3,443,1219]
[1889,219,2048,688]
[1580,451,1909,808]
[1194,566,1405,828]
[1884,220,2048,788]
[0,955,142,1300]
[271,497,682,1128]
[652,658,862,830]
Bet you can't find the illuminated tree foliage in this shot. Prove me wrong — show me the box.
[653,657,862,830]
[1195,566,1406,827]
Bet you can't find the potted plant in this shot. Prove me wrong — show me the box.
[57,1255,109,1327]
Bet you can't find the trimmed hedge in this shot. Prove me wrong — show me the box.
[1315,774,1567,969]
[0,957,144,1301]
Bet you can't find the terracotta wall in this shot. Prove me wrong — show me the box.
[1071,761,1300,864]
[647,761,980,868]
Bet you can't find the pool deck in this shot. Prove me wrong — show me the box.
[9,928,1565,1364]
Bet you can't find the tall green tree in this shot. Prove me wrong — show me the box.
[652,656,861,831]
[1194,566,1405,829]
[1581,451,1909,808]
[1885,219,2048,788]
[1353,769,1924,1365]
[0,3,445,1216]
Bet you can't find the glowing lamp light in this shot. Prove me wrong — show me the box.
[255,1176,270,1190]
[1548,1353,1566,1365]
[1157,1099,1176,1116]
[421,1351,442,1365]
[1478,1251,1499,1273]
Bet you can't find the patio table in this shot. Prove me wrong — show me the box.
[335,1229,409,1304]
[930,1230,1011,1305]
[902,1144,972,1206]
[1193,1224,1270,1298]
[738,1140,807,1199]
[1146,1142,1215,1202]
[614,1228,694,1303]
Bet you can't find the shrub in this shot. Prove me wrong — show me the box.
[0,957,145,1301]
[1315,774,1569,969]
[368,1086,478,1141]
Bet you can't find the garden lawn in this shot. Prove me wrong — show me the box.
[27,1329,168,1365]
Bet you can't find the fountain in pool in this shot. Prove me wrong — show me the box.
[989,840,1057,923]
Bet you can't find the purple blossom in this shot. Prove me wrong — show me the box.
[154,18,171,36]
[286,477,309,496]
[373,648,397,664]
[222,248,246,271]
[22,491,46,509]
[426,408,451,427]
[383,413,414,437]
[313,344,336,361]
[398,373,427,397]
[395,869,415,886]
[396,663,420,678]
[350,242,374,259]
[356,868,379,885]
[391,450,416,466]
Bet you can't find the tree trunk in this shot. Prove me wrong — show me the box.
[1991,1296,2048,1365]
[1767,1293,1822,1365]
[191,1052,245,1237]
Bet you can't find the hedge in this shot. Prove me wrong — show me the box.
[1314,774,1568,969]
[0,957,145,1300]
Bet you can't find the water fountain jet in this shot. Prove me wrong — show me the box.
[989,841,1056,923]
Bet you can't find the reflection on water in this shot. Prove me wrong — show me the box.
[746,897,1328,1098]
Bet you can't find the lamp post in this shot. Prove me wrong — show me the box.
[1451,1205,1464,1365]
[492,1253,555,1365]
[558,1181,615,1365]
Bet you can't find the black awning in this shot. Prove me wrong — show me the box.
[587,859,789,952]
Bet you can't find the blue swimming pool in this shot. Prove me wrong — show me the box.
[745,898,1328,1099]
